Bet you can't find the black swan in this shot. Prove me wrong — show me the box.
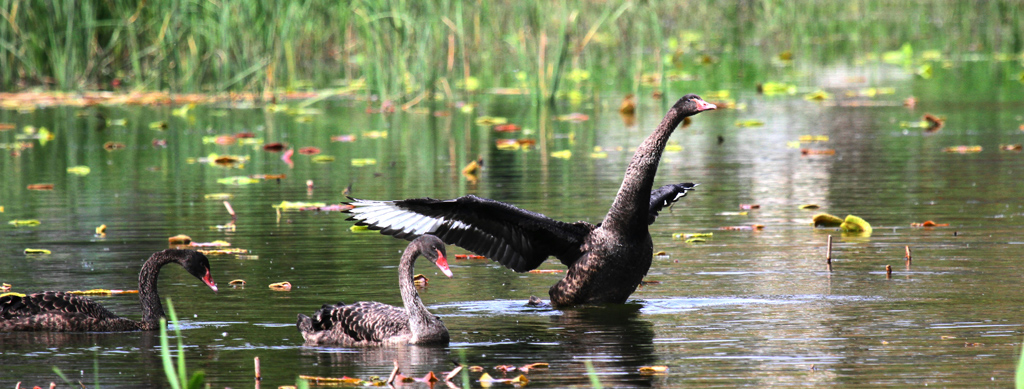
[0,249,218,332]
[297,235,453,346]
[345,94,715,306]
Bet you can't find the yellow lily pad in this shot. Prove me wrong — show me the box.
[840,215,872,234]
[351,158,377,166]
[812,213,844,227]
[67,166,91,176]
[24,248,51,255]
[550,150,572,159]
[9,219,41,227]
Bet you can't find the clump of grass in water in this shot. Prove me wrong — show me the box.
[160,298,206,389]
[584,360,602,389]
[1017,337,1024,389]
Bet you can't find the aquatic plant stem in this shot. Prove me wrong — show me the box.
[826,235,833,271]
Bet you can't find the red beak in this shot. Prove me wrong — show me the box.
[694,98,717,111]
[202,269,218,292]
[434,249,453,278]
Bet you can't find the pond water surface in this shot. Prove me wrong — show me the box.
[2,62,1024,388]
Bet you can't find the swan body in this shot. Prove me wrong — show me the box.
[297,235,453,346]
[345,95,715,306]
[0,249,218,332]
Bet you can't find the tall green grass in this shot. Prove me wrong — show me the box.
[160,298,205,389]
[0,1,1021,101]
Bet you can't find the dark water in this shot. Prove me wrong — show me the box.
[2,62,1024,388]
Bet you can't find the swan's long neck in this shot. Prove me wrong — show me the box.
[139,252,175,326]
[603,106,686,235]
[398,244,433,336]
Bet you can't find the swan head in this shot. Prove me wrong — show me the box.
[416,235,453,278]
[168,249,218,292]
[674,94,717,114]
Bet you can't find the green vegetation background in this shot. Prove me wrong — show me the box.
[1,0,1021,100]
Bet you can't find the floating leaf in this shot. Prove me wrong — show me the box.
[590,151,608,159]
[250,174,286,180]
[475,116,508,126]
[0,292,26,298]
[942,145,982,153]
[528,269,564,274]
[798,135,829,142]
[312,155,335,163]
[331,134,356,142]
[759,82,797,96]
[550,150,572,159]
[9,219,41,227]
[298,375,364,385]
[189,240,231,247]
[496,139,521,150]
[204,193,234,200]
[735,119,765,127]
[263,142,286,152]
[269,281,292,291]
[455,254,487,260]
[664,144,683,152]
[911,220,949,227]
[812,213,844,227]
[639,366,669,373]
[351,158,377,166]
[95,224,107,235]
[168,234,192,245]
[298,147,321,155]
[739,204,760,210]
[799,204,820,209]
[273,201,327,210]
[103,141,126,151]
[24,248,51,255]
[685,237,706,243]
[672,232,713,239]
[197,248,249,255]
[412,274,430,286]
[1000,144,1022,151]
[149,121,168,130]
[229,279,246,286]
[719,225,764,231]
[26,183,54,190]
[555,113,590,122]
[349,225,371,232]
[804,90,832,101]
[67,166,91,176]
[717,211,748,216]
[362,130,388,139]
[840,215,872,234]
[68,289,138,295]
[520,362,549,372]
[217,176,260,185]
[479,373,528,385]
[801,148,836,156]
[494,124,521,132]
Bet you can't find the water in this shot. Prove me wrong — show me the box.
[2,62,1024,388]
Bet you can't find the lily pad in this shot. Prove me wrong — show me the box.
[840,215,872,234]
[812,213,844,227]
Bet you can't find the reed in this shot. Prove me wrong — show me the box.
[0,1,1020,101]
[160,298,206,389]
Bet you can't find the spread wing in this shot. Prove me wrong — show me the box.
[648,183,697,225]
[345,195,595,271]
[0,291,120,321]
[314,301,410,343]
